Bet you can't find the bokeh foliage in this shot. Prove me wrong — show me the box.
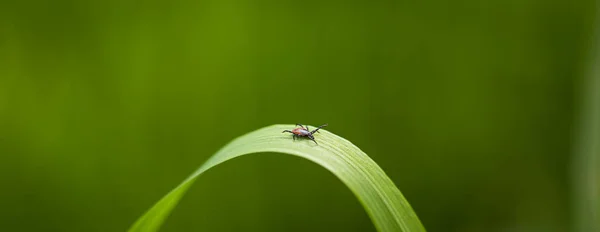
[0,0,596,231]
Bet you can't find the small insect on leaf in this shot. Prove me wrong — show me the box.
[282,123,328,145]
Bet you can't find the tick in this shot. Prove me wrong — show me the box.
[282,123,328,145]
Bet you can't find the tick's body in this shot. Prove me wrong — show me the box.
[283,123,328,145]
[292,127,311,136]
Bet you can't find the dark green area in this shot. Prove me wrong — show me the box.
[0,0,596,231]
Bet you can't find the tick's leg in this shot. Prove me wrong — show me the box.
[308,134,318,144]
[305,125,319,133]
[310,124,328,134]
[293,134,296,140]
[296,123,306,129]
[282,130,293,134]
[312,125,320,133]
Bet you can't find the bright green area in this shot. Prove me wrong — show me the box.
[0,0,597,231]
[129,125,425,232]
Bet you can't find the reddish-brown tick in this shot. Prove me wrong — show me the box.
[282,123,328,145]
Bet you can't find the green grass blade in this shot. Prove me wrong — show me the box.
[128,124,426,232]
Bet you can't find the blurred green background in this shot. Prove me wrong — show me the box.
[0,0,597,231]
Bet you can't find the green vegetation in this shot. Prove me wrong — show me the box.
[0,0,595,231]
[129,125,425,232]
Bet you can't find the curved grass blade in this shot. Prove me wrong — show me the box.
[129,124,426,232]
